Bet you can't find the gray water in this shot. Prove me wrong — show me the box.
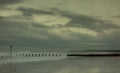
[0,57,120,73]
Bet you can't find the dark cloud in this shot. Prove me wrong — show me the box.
[0,16,4,19]
[0,0,22,6]
[0,16,102,50]
[49,8,120,32]
[112,15,120,18]
[17,7,120,32]
[100,30,120,49]
[17,7,55,16]
[0,7,120,50]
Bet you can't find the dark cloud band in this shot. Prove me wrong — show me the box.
[0,0,23,6]
[0,7,120,50]
[18,7,120,32]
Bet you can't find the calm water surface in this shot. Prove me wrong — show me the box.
[0,57,120,73]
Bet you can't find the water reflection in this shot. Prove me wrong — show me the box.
[0,57,120,73]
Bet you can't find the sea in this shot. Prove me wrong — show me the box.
[0,57,120,73]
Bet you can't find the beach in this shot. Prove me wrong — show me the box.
[0,57,120,73]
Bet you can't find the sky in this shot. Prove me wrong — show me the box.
[0,0,120,51]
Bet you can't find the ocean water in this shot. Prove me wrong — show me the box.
[0,57,120,73]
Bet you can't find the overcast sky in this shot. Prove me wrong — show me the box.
[0,0,120,50]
